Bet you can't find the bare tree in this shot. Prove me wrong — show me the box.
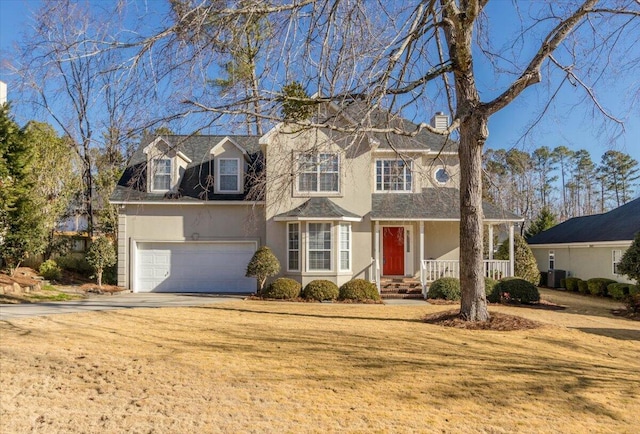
[130,0,639,321]
[11,0,160,237]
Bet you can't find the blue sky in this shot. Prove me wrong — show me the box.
[1,0,638,165]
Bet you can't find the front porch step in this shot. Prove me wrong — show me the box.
[381,293,425,300]
[379,278,425,299]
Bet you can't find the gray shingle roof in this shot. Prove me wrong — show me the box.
[274,197,361,220]
[371,188,522,221]
[527,197,640,244]
[111,134,262,202]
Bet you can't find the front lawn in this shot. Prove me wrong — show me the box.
[1,297,639,432]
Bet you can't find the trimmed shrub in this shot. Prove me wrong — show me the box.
[490,278,540,304]
[302,280,339,301]
[485,277,499,302]
[39,259,62,281]
[565,277,582,292]
[263,278,301,299]
[560,278,567,289]
[245,246,280,295]
[587,278,617,296]
[607,283,640,300]
[428,277,461,301]
[577,280,589,294]
[339,279,380,301]
[496,234,540,285]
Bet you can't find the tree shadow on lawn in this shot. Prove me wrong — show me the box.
[574,328,640,341]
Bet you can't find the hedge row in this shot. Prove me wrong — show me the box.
[559,276,639,299]
[262,278,379,302]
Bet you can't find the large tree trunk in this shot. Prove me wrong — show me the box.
[458,114,490,321]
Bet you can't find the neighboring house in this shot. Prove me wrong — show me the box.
[528,197,640,284]
[111,101,522,295]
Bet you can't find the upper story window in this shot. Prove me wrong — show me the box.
[298,153,339,193]
[434,167,450,184]
[217,158,241,193]
[152,158,172,191]
[376,159,412,191]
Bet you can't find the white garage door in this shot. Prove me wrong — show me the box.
[136,242,256,293]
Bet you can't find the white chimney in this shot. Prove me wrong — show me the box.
[431,111,449,131]
[0,81,6,105]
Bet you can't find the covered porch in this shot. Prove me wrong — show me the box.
[369,190,523,297]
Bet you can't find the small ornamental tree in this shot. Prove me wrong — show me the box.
[496,234,540,285]
[617,232,640,285]
[245,246,280,295]
[86,237,117,288]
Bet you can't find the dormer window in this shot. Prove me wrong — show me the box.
[152,158,172,191]
[217,158,242,193]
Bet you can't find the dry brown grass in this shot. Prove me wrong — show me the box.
[1,292,639,433]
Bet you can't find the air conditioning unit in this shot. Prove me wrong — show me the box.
[547,269,566,288]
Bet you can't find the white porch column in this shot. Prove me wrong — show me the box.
[488,224,494,260]
[374,221,380,289]
[419,221,425,264]
[509,223,515,277]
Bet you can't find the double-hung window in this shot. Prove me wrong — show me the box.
[218,158,241,192]
[548,250,555,270]
[376,159,412,191]
[298,153,339,193]
[308,223,332,270]
[612,249,622,275]
[152,158,172,191]
[287,223,300,271]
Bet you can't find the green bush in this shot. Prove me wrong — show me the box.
[339,279,380,301]
[624,293,640,314]
[56,254,93,275]
[607,283,640,300]
[495,234,540,285]
[560,278,567,289]
[86,237,117,288]
[263,278,301,299]
[245,246,280,295]
[302,280,339,301]
[577,280,589,294]
[617,232,640,285]
[428,277,461,301]
[587,278,617,296]
[39,259,62,281]
[565,277,582,292]
[485,277,499,302]
[489,278,540,304]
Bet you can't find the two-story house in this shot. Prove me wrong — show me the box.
[111,100,522,295]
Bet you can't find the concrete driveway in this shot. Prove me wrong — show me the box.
[0,292,247,321]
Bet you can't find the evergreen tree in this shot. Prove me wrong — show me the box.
[525,207,557,239]
[599,151,639,207]
[617,232,640,285]
[496,234,540,285]
[0,104,47,273]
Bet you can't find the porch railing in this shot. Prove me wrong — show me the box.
[422,259,511,283]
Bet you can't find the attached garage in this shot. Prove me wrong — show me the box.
[134,241,257,293]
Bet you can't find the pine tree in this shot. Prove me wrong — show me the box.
[525,207,557,239]
[496,234,540,285]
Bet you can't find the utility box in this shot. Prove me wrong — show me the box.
[547,269,566,288]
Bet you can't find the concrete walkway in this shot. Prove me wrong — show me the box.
[0,293,246,321]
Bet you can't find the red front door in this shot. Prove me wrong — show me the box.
[383,227,404,275]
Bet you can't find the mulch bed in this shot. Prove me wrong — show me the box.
[424,309,542,331]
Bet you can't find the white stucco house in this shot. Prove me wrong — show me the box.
[110,100,522,298]
[528,197,640,285]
